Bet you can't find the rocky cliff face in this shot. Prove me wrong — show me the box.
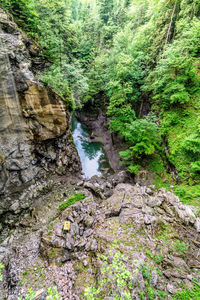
[0,9,80,198]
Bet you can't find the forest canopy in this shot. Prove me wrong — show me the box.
[1,0,200,204]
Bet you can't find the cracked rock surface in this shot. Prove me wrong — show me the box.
[0,179,200,299]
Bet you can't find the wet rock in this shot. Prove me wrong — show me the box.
[85,238,97,252]
[132,272,138,287]
[53,222,63,237]
[83,260,88,267]
[137,271,145,290]
[101,167,110,174]
[163,269,187,279]
[100,159,106,164]
[70,223,79,237]
[106,182,112,189]
[105,193,122,217]
[68,215,75,223]
[76,239,87,249]
[145,187,154,195]
[79,228,84,236]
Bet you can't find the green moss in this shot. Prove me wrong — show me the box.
[147,286,156,300]
[69,132,74,144]
[48,224,53,230]
[138,290,145,300]
[157,290,167,299]
[172,240,189,255]
[23,271,28,276]
[49,249,57,259]
[162,104,200,177]
[155,223,176,242]
[123,240,135,246]
[143,99,200,207]
[74,260,96,293]
[154,254,164,265]
[141,264,152,282]
[145,249,164,265]
[172,282,200,300]
[58,193,86,212]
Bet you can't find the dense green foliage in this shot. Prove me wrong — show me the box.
[1,0,200,202]
[69,0,200,203]
[119,114,161,174]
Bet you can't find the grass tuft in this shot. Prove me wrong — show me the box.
[58,193,85,212]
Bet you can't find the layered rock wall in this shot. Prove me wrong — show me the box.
[0,9,80,198]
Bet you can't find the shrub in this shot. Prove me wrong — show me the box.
[119,116,161,174]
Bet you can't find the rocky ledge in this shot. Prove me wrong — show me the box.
[0,174,200,299]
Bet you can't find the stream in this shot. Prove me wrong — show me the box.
[71,115,111,178]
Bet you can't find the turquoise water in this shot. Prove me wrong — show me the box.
[71,115,111,178]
